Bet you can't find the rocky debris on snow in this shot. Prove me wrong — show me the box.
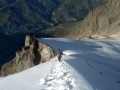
[0,35,55,76]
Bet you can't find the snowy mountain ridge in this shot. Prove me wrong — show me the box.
[0,38,120,90]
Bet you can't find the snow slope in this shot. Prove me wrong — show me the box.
[40,61,76,90]
[0,38,120,90]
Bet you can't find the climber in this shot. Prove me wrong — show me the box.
[57,49,63,62]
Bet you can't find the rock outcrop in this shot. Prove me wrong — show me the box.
[70,0,120,39]
[0,35,55,76]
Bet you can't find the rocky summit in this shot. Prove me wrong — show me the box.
[0,35,55,76]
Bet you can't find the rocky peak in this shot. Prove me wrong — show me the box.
[25,35,38,48]
[0,35,55,76]
[25,35,31,46]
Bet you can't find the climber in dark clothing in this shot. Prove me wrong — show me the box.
[57,49,63,62]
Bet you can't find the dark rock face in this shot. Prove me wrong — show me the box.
[0,35,55,76]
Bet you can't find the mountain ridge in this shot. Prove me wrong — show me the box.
[0,0,108,33]
[44,0,120,39]
[70,0,120,39]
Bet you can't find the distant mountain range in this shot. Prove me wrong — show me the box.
[70,0,120,39]
[44,0,120,39]
[0,0,108,34]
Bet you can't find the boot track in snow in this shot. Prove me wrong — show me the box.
[39,61,76,90]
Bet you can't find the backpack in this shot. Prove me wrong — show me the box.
[57,51,62,57]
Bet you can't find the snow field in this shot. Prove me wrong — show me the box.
[0,38,120,90]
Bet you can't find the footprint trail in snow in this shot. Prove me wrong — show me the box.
[40,61,76,90]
